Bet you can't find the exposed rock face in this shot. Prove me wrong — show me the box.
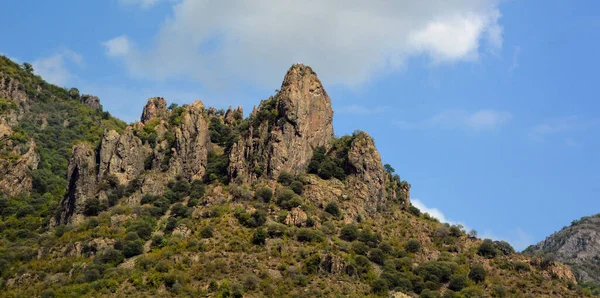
[98,128,148,185]
[57,98,210,223]
[80,94,101,110]
[141,97,168,123]
[284,207,309,227]
[223,106,243,125]
[0,74,28,103]
[320,254,346,275]
[229,64,334,182]
[0,140,39,197]
[346,132,388,212]
[525,214,600,284]
[56,143,98,225]
[171,100,209,180]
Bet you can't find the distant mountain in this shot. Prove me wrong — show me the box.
[0,55,594,297]
[525,214,600,293]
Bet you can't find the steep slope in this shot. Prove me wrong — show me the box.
[0,56,126,231]
[525,214,600,293]
[0,58,592,297]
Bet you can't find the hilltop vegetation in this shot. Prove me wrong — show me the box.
[0,57,593,297]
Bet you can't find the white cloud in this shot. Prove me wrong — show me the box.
[32,49,83,86]
[102,35,132,57]
[104,0,503,87]
[529,116,600,142]
[396,109,512,131]
[118,0,165,9]
[413,199,533,251]
[509,46,521,74]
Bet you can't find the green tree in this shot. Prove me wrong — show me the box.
[340,224,359,241]
[405,239,421,253]
[468,265,486,283]
[22,62,33,73]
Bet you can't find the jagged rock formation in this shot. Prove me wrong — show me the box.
[56,98,211,224]
[228,64,334,182]
[80,94,101,110]
[56,143,98,225]
[171,100,210,181]
[141,97,168,123]
[0,140,39,196]
[525,214,600,284]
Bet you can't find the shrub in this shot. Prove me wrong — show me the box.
[359,229,382,247]
[189,179,205,200]
[83,198,102,216]
[408,205,421,216]
[290,181,304,195]
[352,241,370,255]
[449,225,462,237]
[254,187,273,203]
[127,220,153,240]
[340,224,359,241]
[277,171,294,186]
[95,248,124,266]
[164,218,178,233]
[405,239,421,253]
[276,189,302,210]
[325,201,341,217]
[171,203,190,218]
[448,274,467,291]
[252,229,267,245]
[371,278,390,294]
[267,223,287,238]
[369,248,386,265]
[354,255,372,275]
[477,239,498,258]
[123,240,144,258]
[493,240,515,255]
[468,265,486,283]
[200,225,214,238]
[296,228,325,243]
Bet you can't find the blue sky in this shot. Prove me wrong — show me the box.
[2,0,599,250]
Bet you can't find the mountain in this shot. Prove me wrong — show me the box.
[0,55,594,297]
[525,214,600,295]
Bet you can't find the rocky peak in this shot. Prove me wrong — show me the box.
[525,214,600,284]
[141,97,168,123]
[228,64,334,182]
[80,94,101,110]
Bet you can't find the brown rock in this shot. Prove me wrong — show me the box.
[320,254,346,274]
[229,64,334,182]
[172,100,209,180]
[284,207,308,227]
[141,97,168,123]
[346,131,388,212]
[80,94,101,110]
[56,143,98,225]
[0,139,39,197]
[98,129,148,185]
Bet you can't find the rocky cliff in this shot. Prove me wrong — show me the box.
[228,64,334,182]
[525,214,600,284]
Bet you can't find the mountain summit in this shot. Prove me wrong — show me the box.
[0,56,591,297]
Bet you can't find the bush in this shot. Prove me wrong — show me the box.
[276,189,302,210]
[408,205,421,216]
[405,239,421,253]
[252,229,267,245]
[127,220,153,240]
[267,223,287,238]
[354,255,372,275]
[477,239,498,258]
[340,224,359,241]
[296,228,325,243]
[352,241,370,255]
[164,218,178,233]
[290,181,304,195]
[371,278,390,294]
[83,198,102,216]
[95,248,124,266]
[277,171,294,186]
[368,248,386,265]
[254,187,273,203]
[325,201,341,217]
[493,240,515,255]
[448,274,467,291]
[468,265,486,283]
[171,203,190,218]
[200,225,214,238]
[123,240,144,258]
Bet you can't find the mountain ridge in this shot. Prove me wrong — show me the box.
[0,55,593,297]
